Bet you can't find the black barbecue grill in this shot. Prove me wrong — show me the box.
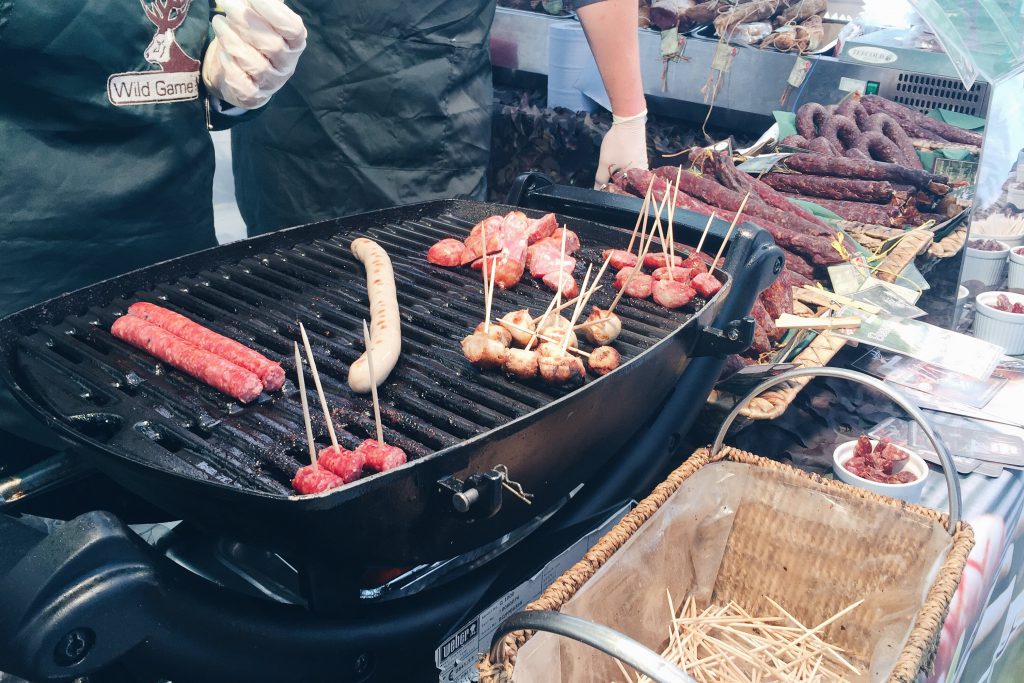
[0,176,781,682]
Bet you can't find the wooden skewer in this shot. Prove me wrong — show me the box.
[298,322,339,450]
[481,221,491,335]
[554,224,569,312]
[503,323,592,357]
[668,167,683,279]
[362,320,384,445]
[608,190,669,313]
[526,295,559,351]
[293,342,317,465]
[694,212,716,256]
[625,176,656,255]
[485,255,498,335]
[562,264,593,354]
[707,192,750,278]
[533,286,604,323]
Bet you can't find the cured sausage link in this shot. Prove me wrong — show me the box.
[778,193,903,226]
[348,238,401,394]
[128,302,284,391]
[111,315,264,403]
[860,95,982,146]
[785,153,947,190]
[711,151,830,229]
[761,173,895,203]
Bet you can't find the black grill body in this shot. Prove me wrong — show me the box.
[0,178,783,682]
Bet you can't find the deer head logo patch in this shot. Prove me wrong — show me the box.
[108,0,201,106]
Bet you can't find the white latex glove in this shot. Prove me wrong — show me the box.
[594,110,649,190]
[203,0,307,110]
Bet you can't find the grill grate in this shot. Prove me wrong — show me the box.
[893,73,985,116]
[13,212,702,496]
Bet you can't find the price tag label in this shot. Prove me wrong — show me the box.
[711,43,736,72]
[660,27,679,58]
[787,56,811,88]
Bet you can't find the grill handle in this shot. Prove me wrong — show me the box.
[0,451,90,509]
[710,366,962,534]
[486,610,694,683]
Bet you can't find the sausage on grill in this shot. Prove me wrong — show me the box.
[349,238,401,393]
[127,302,285,391]
[318,445,365,484]
[292,465,345,495]
[111,315,265,403]
[355,439,407,472]
[427,238,469,267]
[588,346,621,376]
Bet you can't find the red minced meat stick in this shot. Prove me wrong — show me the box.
[128,302,285,391]
[111,315,264,403]
[292,464,345,495]
[355,439,407,473]
[318,445,366,484]
[710,150,831,230]
[785,152,947,190]
[760,173,896,203]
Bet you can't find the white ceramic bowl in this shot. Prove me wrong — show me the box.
[962,240,1010,287]
[833,440,928,504]
[974,290,1024,354]
[1009,247,1024,289]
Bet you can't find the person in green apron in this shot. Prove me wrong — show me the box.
[0,0,306,466]
[231,0,648,234]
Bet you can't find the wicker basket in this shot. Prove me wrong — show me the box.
[480,368,973,683]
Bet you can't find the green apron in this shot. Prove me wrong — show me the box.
[231,0,497,234]
[0,0,218,442]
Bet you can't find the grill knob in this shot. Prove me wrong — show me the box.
[452,488,480,513]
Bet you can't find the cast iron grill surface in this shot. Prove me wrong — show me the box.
[8,204,717,499]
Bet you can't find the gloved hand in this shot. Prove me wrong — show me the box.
[203,0,307,110]
[594,110,649,190]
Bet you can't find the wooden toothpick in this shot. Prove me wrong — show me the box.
[562,264,593,354]
[626,176,656,256]
[481,221,491,335]
[608,190,669,313]
[293,342,317,465]
[362,319,384,445]
[298,322,339,450]
[694,211,717,256]
[707,192,751,278]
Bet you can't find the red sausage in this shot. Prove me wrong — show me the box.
[616,273,654,299]
[426,238,469,267]
[643,252,684,270]
[652,279,696,309]
[602,248,638,271]
[111,315,264,403]
[542,271,578,297]
[318,445,366,484]
[292,465,344,494]
[355,439,407,472]
[691,272,722,299]
[525,213,558,244]
[127,302,285,391]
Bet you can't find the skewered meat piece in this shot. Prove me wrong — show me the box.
[499,310,535,346]
[426,238,469,267]
[680,255,709,273]
[652,279,696,309]
[652,265,696,281]
[538,352,586,384]
[581,307,622,345]
[614,271,654,299]
[643,252,685,270]
[461,333,507,369]
[463,215,504,264]
[524,213,558,244]
[542,271,578,297]
[503,348,540,379]
[292,464,344,494]
[318,445,365,484]
[535,313,571,331]
[691,272,722,299]
[473,322,512,347]
[603,248,638,271]
[551,227,581,254]
[527,237,576,278]
[539,326,577,350]
[355,439,407,473]
[588,346,621,376]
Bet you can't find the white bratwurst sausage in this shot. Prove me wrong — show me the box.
[348,238,401,393]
